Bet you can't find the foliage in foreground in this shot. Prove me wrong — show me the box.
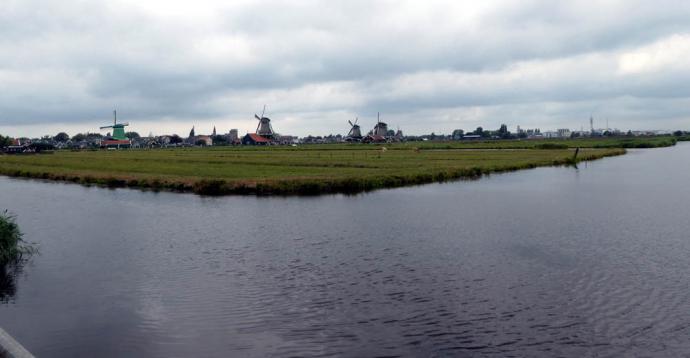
[0,210,34,263]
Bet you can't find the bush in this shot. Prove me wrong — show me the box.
[535,143,568,149]
[193,180,228,195]
[0,210,33,263]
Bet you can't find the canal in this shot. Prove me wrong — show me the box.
[1,144,689,357]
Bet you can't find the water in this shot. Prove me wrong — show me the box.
[1,144,689,357]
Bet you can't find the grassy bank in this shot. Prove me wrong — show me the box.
[138,136,671,153]
[0,145,626,195]
[380,136,677,150]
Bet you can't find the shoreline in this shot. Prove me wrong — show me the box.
[0,148,626,196]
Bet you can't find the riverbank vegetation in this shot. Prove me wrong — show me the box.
[0,143,627,195]
[0,211,32,263]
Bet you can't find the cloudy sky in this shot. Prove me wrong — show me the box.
[3,0,690,137]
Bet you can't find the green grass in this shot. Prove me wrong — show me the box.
[376,136,676,150]
[0,210,33,263]
[168,136,674,152]
[0,143,628,195]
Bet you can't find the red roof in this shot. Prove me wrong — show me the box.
[364,135,387,142]
[102,140,131,145]
[246,133,270,142]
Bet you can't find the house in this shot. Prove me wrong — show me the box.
[276,135,298,145]
[461,135,482,140]
[101,139,131,149]
[194,135,213,146]
[3,145,28,154]
[242,133,271,145]
[228,129,240,144]
[361,134,387,143]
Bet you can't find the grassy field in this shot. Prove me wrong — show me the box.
[0,143,628,195]
[290,136,676,151]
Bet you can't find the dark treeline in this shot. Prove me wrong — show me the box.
[0,134,12,147]
[2,125,690,150]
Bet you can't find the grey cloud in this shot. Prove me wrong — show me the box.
[2,0,690,136]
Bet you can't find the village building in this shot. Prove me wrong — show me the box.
[242,133,271,145]
[195,135,213,146]
[361,134,387,143]
[228,129,239,143]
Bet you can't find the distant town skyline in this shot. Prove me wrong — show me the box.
[1,112,672,140]
[3,1,690,137]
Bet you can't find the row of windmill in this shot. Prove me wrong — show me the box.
[253,106,398,143]
[345,113,399,142]
[99,106,400,144]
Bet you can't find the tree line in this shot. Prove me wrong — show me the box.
[0,134,11,147]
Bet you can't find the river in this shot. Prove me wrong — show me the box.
[1,144,689,357]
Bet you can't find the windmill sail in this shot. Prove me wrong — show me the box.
[99,109,129,140]
[254,106,275,138]
[347,117,362,140]
[372,112,388,137]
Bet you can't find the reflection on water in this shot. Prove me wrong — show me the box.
[0,144,689,357]
[0,263,19,303]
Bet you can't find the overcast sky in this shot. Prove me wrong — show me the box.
[3,0,690,137]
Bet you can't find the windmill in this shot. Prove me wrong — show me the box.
[394,126,403,139]
[347,117,362,141]
[372,112,388,137]
[100,110,129,141]
[254,105,275,139]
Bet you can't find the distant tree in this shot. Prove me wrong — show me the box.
[212,135,228,145]
[125,132,140,139]
[0,134,10,147]
[474,127,490,138]
[29,142,54,152]
[195,139,207,146]
[518,132,528,139]
[570,132,581,138]
[53,132,69,142]
[497,124,511,139]
[386,129,395,137]
[626,130,634,137]
[71,133,86,142]
[169,134,183,144]
[674,130,684,137]
[452,129,464,140]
